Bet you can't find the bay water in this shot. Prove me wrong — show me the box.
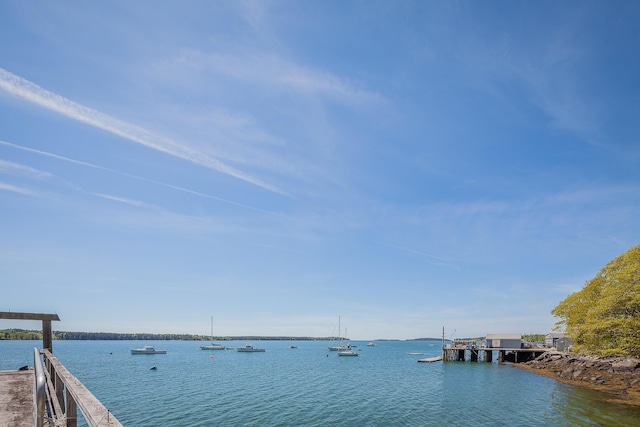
[2,340,640,426]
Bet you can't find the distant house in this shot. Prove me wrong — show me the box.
[545,332,566,348]
[485,334,522,349]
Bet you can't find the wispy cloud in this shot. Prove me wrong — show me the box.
[0,159,52,179]
[92,193,145,207]
[0,181,38,196]
[177,50,385,108]
[0,68,283,194]
[377,240,456,265]
[0,139,286,217]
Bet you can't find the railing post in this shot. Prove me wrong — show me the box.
[33,348,45,427]
[66,387,77,427]
[42,320,53,352]
[55,371,64,412]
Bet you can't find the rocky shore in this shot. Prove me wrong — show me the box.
[518,351,640,407]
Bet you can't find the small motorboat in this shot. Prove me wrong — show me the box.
[418,355,443,363]
[237,344,265,352]
[130,345,167,355]
[337,348,359,357]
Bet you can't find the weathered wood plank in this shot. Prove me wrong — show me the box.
[0,370,34,427]
[43,350,122,427]
[0,312,60,321]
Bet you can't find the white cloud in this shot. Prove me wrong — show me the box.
[0,159,52,179]
[92,193,144,207]
[0,139,284,216]
[0,181,38,196]
[0,68,283,194]
[176,50,385,108]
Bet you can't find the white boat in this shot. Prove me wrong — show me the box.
[337,326,359,357]
[201,343,225,350]
[237,344,265,352]
[367,341,377,347]
[337,348,359,356]
[328,344,351,351]
[131,345,166,355]
[418,355,443,363]
[200,316,225,350]
[328,316,351,351]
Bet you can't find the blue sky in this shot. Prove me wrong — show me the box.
[1,1,639,340]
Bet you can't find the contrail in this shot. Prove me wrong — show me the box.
[377,240,455,264]
[0,67,285,195]
[0,139,286,217]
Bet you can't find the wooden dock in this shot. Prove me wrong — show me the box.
[0,370,34,427]
[0,312,123,427]
[443,346,548,363]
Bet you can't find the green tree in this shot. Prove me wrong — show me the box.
[552,244,640,357]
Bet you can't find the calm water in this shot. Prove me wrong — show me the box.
[2,340,640,426]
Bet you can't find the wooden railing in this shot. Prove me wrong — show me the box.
[35,349,123,427]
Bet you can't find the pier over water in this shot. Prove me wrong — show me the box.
[0,312,122,427]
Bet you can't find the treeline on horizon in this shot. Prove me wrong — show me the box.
[0,329,338,341]
[1,329,540,342]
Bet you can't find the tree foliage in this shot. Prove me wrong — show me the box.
[552,244,640,357]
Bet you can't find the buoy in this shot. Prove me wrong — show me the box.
[210,355,214,359]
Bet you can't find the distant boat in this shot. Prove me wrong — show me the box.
[237,344,265,352]
[337,327,359,357]
[418,355,443,363]
[200,316,225,350]
[337,347,359,356]
[408,352,424,355]
[328,316,351,351]
[289,345,298,349]
[131,345,166,355]
[367,341,377,347]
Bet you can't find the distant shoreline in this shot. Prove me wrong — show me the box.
[0,329,442,341]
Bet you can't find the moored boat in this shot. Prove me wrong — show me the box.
[131,345,166,355]
[200,316,225,350]
[200,343,225,350]
[417,355,443,363]
[237,344,265,352]
[336,325,358,356]
[328,316,351,351]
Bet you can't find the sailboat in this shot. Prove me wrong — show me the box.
[328,316,351,351]
[337,327,359,357]
[200,317,225,350]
